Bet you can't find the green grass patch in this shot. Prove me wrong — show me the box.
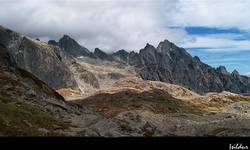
[0,96,70,136]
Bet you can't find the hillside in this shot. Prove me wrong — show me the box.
[0,26,77,89]
[73,77,250,136]
[0,41,131,137]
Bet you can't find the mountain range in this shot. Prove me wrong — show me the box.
[47,33,250,95]
[1,25,250,136]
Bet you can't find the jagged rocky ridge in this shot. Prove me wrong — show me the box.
[124,40,250,94]
[50,34,250,94]
[49,36,113,61]
[50,35,96,58]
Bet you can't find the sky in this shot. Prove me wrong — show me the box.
[1,0,250,75]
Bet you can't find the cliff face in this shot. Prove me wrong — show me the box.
[0,42,81,115]
[113,40,250,94]
[0,26,77,89]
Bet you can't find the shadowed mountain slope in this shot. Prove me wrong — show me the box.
[114,40,250,94]
[0,26,77,89]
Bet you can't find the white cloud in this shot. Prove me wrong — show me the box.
[180,34,250,51]
[0,0,190,52]
[166,0,250,31]
[244,72,250,76]
[1,0,250,53]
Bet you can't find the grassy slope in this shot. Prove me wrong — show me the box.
[0,96,70,136]
[75,89,205,117]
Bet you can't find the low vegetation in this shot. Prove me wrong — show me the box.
[0,96,70,136]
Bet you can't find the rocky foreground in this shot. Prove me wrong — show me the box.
[72,77,250,136]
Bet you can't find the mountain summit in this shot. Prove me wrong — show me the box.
[58,35,94,58]
[112,40,250,94]
[94,48,113,61]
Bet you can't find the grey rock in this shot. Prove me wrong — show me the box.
[79,70,100,88]
[94,48,113,61]
[58,35,95,58]
[112,49,129,62]
[216,66,229,75]
[48,40,58,46]
[112,39,250,94]
[0,26,77,89]
[108,72,125,80]
[232,69,240,78]
[38,128,50,134]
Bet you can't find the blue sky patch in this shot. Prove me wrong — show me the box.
[184,26,241,35]
[187,48,250,76]
[173,26,250,75]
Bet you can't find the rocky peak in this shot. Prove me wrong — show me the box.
[94,48,104,54]
[48,40,58,46]
[112,49,129,62]
[128,51,142,67]
[156,39,192,60]
[114,49,129,56]
[62,34,71,40]
[157,39,172,53]
[94,48,112,61]
[139,43,157,56]
[145,43,156,50]
[58,35,91,57]
[217,66,229,75]
[231,70,240,78]
[59,34,79,48]
[193,56,201,62]
[125,39,250,94]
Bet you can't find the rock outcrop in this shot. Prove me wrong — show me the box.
[48,33,250,94]
[58,35,95,58]
[0,34,137,137]
[0,25,77,89]
[113,40,250,94]
[48,40,58,46]
[74,77,250,136]
[112,49,129,63]
[94,48,113,61]
[0,42,81,116]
